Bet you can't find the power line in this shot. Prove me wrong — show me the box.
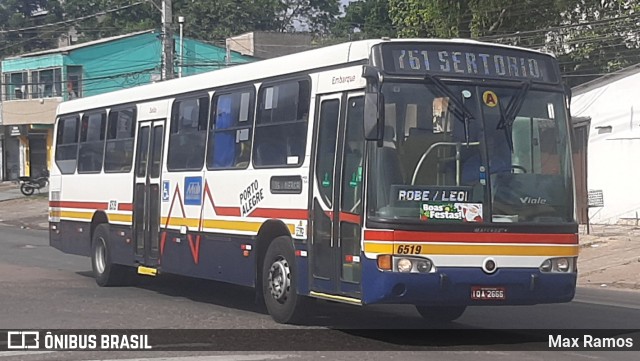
[0,1,146,34]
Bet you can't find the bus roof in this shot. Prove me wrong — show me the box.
[56,38,553,116]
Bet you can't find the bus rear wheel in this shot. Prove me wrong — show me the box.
[415,305,466,323]
[262,236,308,324]
[91,224,128,287]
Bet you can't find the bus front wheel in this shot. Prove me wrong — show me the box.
[415,305,466,323]
[91,224,128,287]
[262,236,308,324]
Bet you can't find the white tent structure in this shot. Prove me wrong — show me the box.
[572,64,640,224]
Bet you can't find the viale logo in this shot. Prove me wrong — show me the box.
[520,196,547,204]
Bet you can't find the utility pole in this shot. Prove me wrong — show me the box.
[161,0,174,80]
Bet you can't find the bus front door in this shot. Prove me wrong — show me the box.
[133,120,165,268]
[310,93,364,302]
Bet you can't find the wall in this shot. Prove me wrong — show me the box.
[66,33,162,97]
[572,70,640,223]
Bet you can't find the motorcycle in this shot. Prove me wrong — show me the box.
[18,170,49,196]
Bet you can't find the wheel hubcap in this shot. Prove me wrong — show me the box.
[95,238,106,274]
[268,256,290,302]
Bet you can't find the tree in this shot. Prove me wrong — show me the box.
[61,0,157,42]
[60,0,340,45]
[387,0,640,86]
[553,0,640,86]
[388,0,570,42]
[332,0,395,39]
[0,0,64,58]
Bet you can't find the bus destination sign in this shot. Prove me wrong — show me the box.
[382,43,558,83]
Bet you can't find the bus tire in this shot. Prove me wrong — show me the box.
[91,224,127,287]
[262,236,308,324]
[415,305,466,323]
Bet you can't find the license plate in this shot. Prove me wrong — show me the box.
[471,286,506,300]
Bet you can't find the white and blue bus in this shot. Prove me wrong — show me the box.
[50,38,578,323]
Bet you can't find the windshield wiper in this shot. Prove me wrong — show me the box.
[424,74,474,144]
[496,80,531,152]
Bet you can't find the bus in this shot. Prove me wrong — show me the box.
[49,38,578,324]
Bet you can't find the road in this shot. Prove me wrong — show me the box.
[0,226,638,360]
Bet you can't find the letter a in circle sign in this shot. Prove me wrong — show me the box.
[483,90,498,107]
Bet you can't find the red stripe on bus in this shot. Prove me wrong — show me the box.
[214,207,241,217]
[364,230,394,241]
[248,208,308,219]
[339,212,361,225]
[118,203,133,211]
[49,201,108,210]
[364,230,577,244]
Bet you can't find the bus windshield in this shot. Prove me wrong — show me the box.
[368,81,574,224]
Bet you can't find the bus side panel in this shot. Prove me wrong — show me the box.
[49,220,92,257]
[108,225,136,267]
[159,229,256,287]
[294,241,310,296]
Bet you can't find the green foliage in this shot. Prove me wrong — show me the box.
[555,0,640,86]
[387,0,640,86]
[388,0,569,40]
[61,0,339,43]
[0,0,63,57]
[2,0,640,86]
[332,0,395,39]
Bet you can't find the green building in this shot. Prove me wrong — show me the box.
[0,30,253,180]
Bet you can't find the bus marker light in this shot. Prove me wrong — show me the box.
[295,250,308,257]
[119,231,126,237]
[243,250,250,257]
[345,255,353,263]
[377,255,392,270]
[126,238,131,244]
[240,244,252,251]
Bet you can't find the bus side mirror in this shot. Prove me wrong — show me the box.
[362,65,383,141]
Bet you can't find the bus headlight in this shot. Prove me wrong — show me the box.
[416,260,432,273]
[391,256,436,273]
[540,257,576,273]
[540,259,552,272]
[397,258,413,273]
[556,258,570,272]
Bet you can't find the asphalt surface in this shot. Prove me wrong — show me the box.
[0,226,638,360]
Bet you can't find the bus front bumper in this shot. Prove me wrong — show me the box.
[361,259,576,306]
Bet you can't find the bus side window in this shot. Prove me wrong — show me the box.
[104,107,136,173]
[253,79,310,167]
[55,115,80,174]
[207,88,255,170]
[167,95,209,171]
[77,111,107,174]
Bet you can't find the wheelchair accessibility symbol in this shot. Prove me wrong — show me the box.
[162,180,170,202]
